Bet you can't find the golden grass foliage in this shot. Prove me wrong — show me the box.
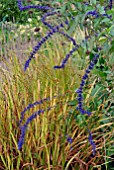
[0,25,114,170]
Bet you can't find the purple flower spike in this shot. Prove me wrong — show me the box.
[18,110,43,150]
[53,45,79,69]
[19,93,68,126]
[18,105,56,150]
[86,10,98,17]
[24,24,63,71]
[17,0,53,11]
[42,12,78,46]
[76,54,99,116]
[19,97,49,126]
[88,131,96,156]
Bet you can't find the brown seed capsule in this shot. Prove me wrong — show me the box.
[34,27,40,32]
[27,0,32,2]
[28,10,33,14]
[86,51,90,55]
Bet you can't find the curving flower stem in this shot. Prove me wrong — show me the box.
[19,92,71,127]
[18,0,78,71]
[17,0,54,11]
[24,23,64,71]
[53,45,79,69]
[18,106,56,150]
[76,54,99,116]
[41,12,77,46]
[88,130,96,156]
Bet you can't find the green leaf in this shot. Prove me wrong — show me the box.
[68,100,76,106]
[110,25,114,36]
[101,18,110,23]
[76,114,86,127]
[90,0,96,5]
[76,2,82,11]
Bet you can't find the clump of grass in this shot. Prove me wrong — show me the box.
[0,16,114,169]
[0,34,113,169]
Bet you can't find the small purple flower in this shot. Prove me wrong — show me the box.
[102,13,112,18]
[82,74,88,80]
[65,19,69,25]
[86,10,98,17]
[67,136,73,144]
[109,0,113,9]
[84,2,89,6]
[66,135,73,150]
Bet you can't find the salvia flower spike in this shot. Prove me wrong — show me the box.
[18,106,56,150]
[86,9,112,19]
[17,0,53,11]
[88,130,96,156]
[24,23,64,71]
[53,45,79,69]
[76,54,99,116]
[19,92,69,126]
[42,12,77,46]
[19,97,50,126]
[18,109,44,150]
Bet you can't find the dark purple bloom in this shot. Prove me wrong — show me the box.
[82,74,88,80]
[66,135,73,150]
[77,97,83,102]
[80,80,86,87]
[65,19,69,25]
[86,10,98,17]
[76,88,83,93]
[67,136,73,144]
[88,64,94,70]
[84,2,89,5]
[109,0,113,9]
[85,69,90,74]
[102,13,112,18]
